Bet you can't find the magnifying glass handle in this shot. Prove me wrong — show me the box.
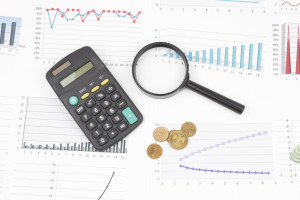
[186,80,245,114]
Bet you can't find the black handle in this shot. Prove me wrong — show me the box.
[186,80,245,114]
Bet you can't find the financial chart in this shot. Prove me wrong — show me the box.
[1,0,300,199]
[157,123,273,182]
[281,23,300,75]
[34,7,143,64]
[278,0,300,13]
[0,16,21,56]
[159,0,265,8]
[10,155,126,200]
[277,120,300,183]
[20,97,127,153]
[158,28,265,73]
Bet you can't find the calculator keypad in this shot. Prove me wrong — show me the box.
[116,99,127,109]
[70,77,141,150]
[105,84,116,94]
[101,99,111,108]
[75,105,86,115]
[81,113,92,122]
[86,98,96,108]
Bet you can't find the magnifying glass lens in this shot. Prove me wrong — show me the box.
[135,47,187,95]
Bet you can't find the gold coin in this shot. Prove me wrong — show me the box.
[168,129,175,137]
[147,143,163,159]
[168,130,188,150]
[181,122,197,137]
[153,126,169,142]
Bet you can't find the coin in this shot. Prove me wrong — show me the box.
[168,129,175,137]
[181,122,197,137]
[147,143,163,159]
[168,130,188,150]
[153,126,169,142]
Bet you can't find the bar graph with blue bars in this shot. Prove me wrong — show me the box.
[162,42,263,71]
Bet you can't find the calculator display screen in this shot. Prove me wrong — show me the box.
[60,62,94,87]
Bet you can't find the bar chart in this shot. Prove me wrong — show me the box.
[160,28,265,72]
[21,97,127,153]
[282,23,300,75]
[0,17,21,47]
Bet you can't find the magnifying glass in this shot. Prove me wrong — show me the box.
[132,42,245,114]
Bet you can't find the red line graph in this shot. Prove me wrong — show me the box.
[46,8,141,24]
[281,1,300,7]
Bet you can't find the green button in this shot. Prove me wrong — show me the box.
[69,96,79,106]
[122,107,138,125]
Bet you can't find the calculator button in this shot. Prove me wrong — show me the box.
[85,98,96,108]
[118,122,128,132]
[101,99,111,109]
[105,84,116,94]
[69,96,79,106]
[96,114,107,123]
[112,114,123,124]
[81,93,90,100]
[95,91,106,101]
[92,128,103,138]
[108,129,118,139]
[86,121,97,130]
[111,92,121,102]
[75,105,85,115]
[98,136,109,146]
[91,106,101,116]
[116,99,127,109]
[103,121,113,131]
[81,113,92,122]
[91,86,100,93]
[107,107,117,116]
[122,107,138,125]
[101,78,109,86]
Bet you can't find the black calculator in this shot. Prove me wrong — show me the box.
[46,46,143,150]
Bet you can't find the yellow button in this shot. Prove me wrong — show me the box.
[91,86,99,93]
[101,79,109,86]
[81,93,90,100]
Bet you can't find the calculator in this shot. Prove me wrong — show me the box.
[46,46,143,150]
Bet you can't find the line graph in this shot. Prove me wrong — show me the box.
[47,8,141,28]
[278,0,300,13]
[11,157,125,200]
[281,1,300,6]
[178,131,271,176]
[158,123,274,181]
[179,165,270,175]
[34,7,143,63]
[98,172,115,200]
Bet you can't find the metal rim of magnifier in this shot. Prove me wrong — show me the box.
[132,42,190,98]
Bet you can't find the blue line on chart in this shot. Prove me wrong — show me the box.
[179,131,269,161]
[179,165,270,175]
[47,9,141,29]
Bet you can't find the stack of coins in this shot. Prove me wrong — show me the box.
[147,122,197,159]
[290,143,300,164]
